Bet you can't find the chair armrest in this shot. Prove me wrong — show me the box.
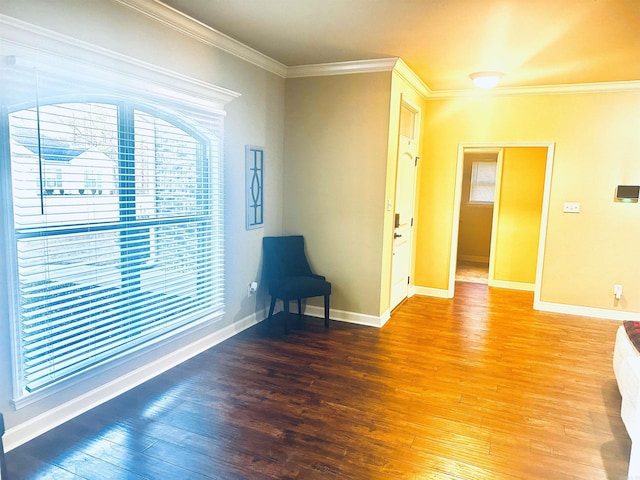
[309,274,326,281]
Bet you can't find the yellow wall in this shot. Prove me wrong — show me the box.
[415,91,640,312]
[284,73,392,316]
[493,147,546,284]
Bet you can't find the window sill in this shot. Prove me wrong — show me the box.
[465,202,494,208]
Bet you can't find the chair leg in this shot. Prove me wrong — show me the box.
[324,295,330,328]
[294,298,303,328]
[268,297,277,320]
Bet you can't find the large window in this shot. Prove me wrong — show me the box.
[8,100,223,396]
[1,46,233,403]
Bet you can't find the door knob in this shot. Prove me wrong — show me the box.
[394,233,402,239]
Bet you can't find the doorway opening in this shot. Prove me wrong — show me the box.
[450,143,555,303]
[455,149,500,285]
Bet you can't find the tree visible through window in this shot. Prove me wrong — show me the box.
[8,100,223,395]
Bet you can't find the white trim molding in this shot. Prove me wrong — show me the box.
[3,310,266,452]
[535,301,640,322]
[427,80,640,100]
[304,305,391,328]
[115,0,288,77]
[488,280,535,292]
[286,58,398,78]
[392,58,431,98]
[457,255,489,264]
[413,286,453,299]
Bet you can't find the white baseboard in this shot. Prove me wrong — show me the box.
[488,279,535,291]
[535,301,640,321]
[379,309,391,327]
[457,255,489,264]
[415,285,636,321]
[4,309,266,452]
[304,305,390,328]
[413,286,452,298]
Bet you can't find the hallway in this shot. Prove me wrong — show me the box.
[456,261,488,284]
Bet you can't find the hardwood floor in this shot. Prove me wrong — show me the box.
[6,282,630,479]
[455,261,488,284]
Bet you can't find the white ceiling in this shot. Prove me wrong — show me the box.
[159,0,640,92]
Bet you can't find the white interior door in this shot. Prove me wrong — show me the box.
[391,102,419,310]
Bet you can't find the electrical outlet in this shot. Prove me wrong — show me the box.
[247,281,258,297]
[563,202,580,213]
[614,284,623,299]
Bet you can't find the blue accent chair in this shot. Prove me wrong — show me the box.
[262,236,331,333]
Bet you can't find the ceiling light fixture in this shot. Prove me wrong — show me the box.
[469,71,504,89]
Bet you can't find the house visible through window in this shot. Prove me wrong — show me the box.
[2,58,228,402]
[469,160,497,204]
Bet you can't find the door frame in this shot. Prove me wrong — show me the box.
[390,97,421,310]
[486,148,504,288]
[455,147,502,283]
[448,142,555,307]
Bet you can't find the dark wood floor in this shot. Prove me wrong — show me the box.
[6,282,631,479]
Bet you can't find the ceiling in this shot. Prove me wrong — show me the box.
[160,0,640,92]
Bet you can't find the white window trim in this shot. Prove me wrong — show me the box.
[467,156,498,206]
[1,14,240,409]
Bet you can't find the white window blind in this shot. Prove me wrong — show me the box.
[469,161,497,204]
[3,59,227,398]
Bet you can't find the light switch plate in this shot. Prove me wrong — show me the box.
[563,201,580,213]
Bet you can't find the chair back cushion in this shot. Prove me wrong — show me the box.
[263,236,314,292]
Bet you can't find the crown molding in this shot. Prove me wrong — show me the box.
[427,80,640,100]
[286,58,399,78]
[116,0,395,80]
[392,58,431,98]
[114,0,288,78]
[0,14,241,112]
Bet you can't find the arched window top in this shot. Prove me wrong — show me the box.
[8,96,212,144]
[9,100,210,226]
